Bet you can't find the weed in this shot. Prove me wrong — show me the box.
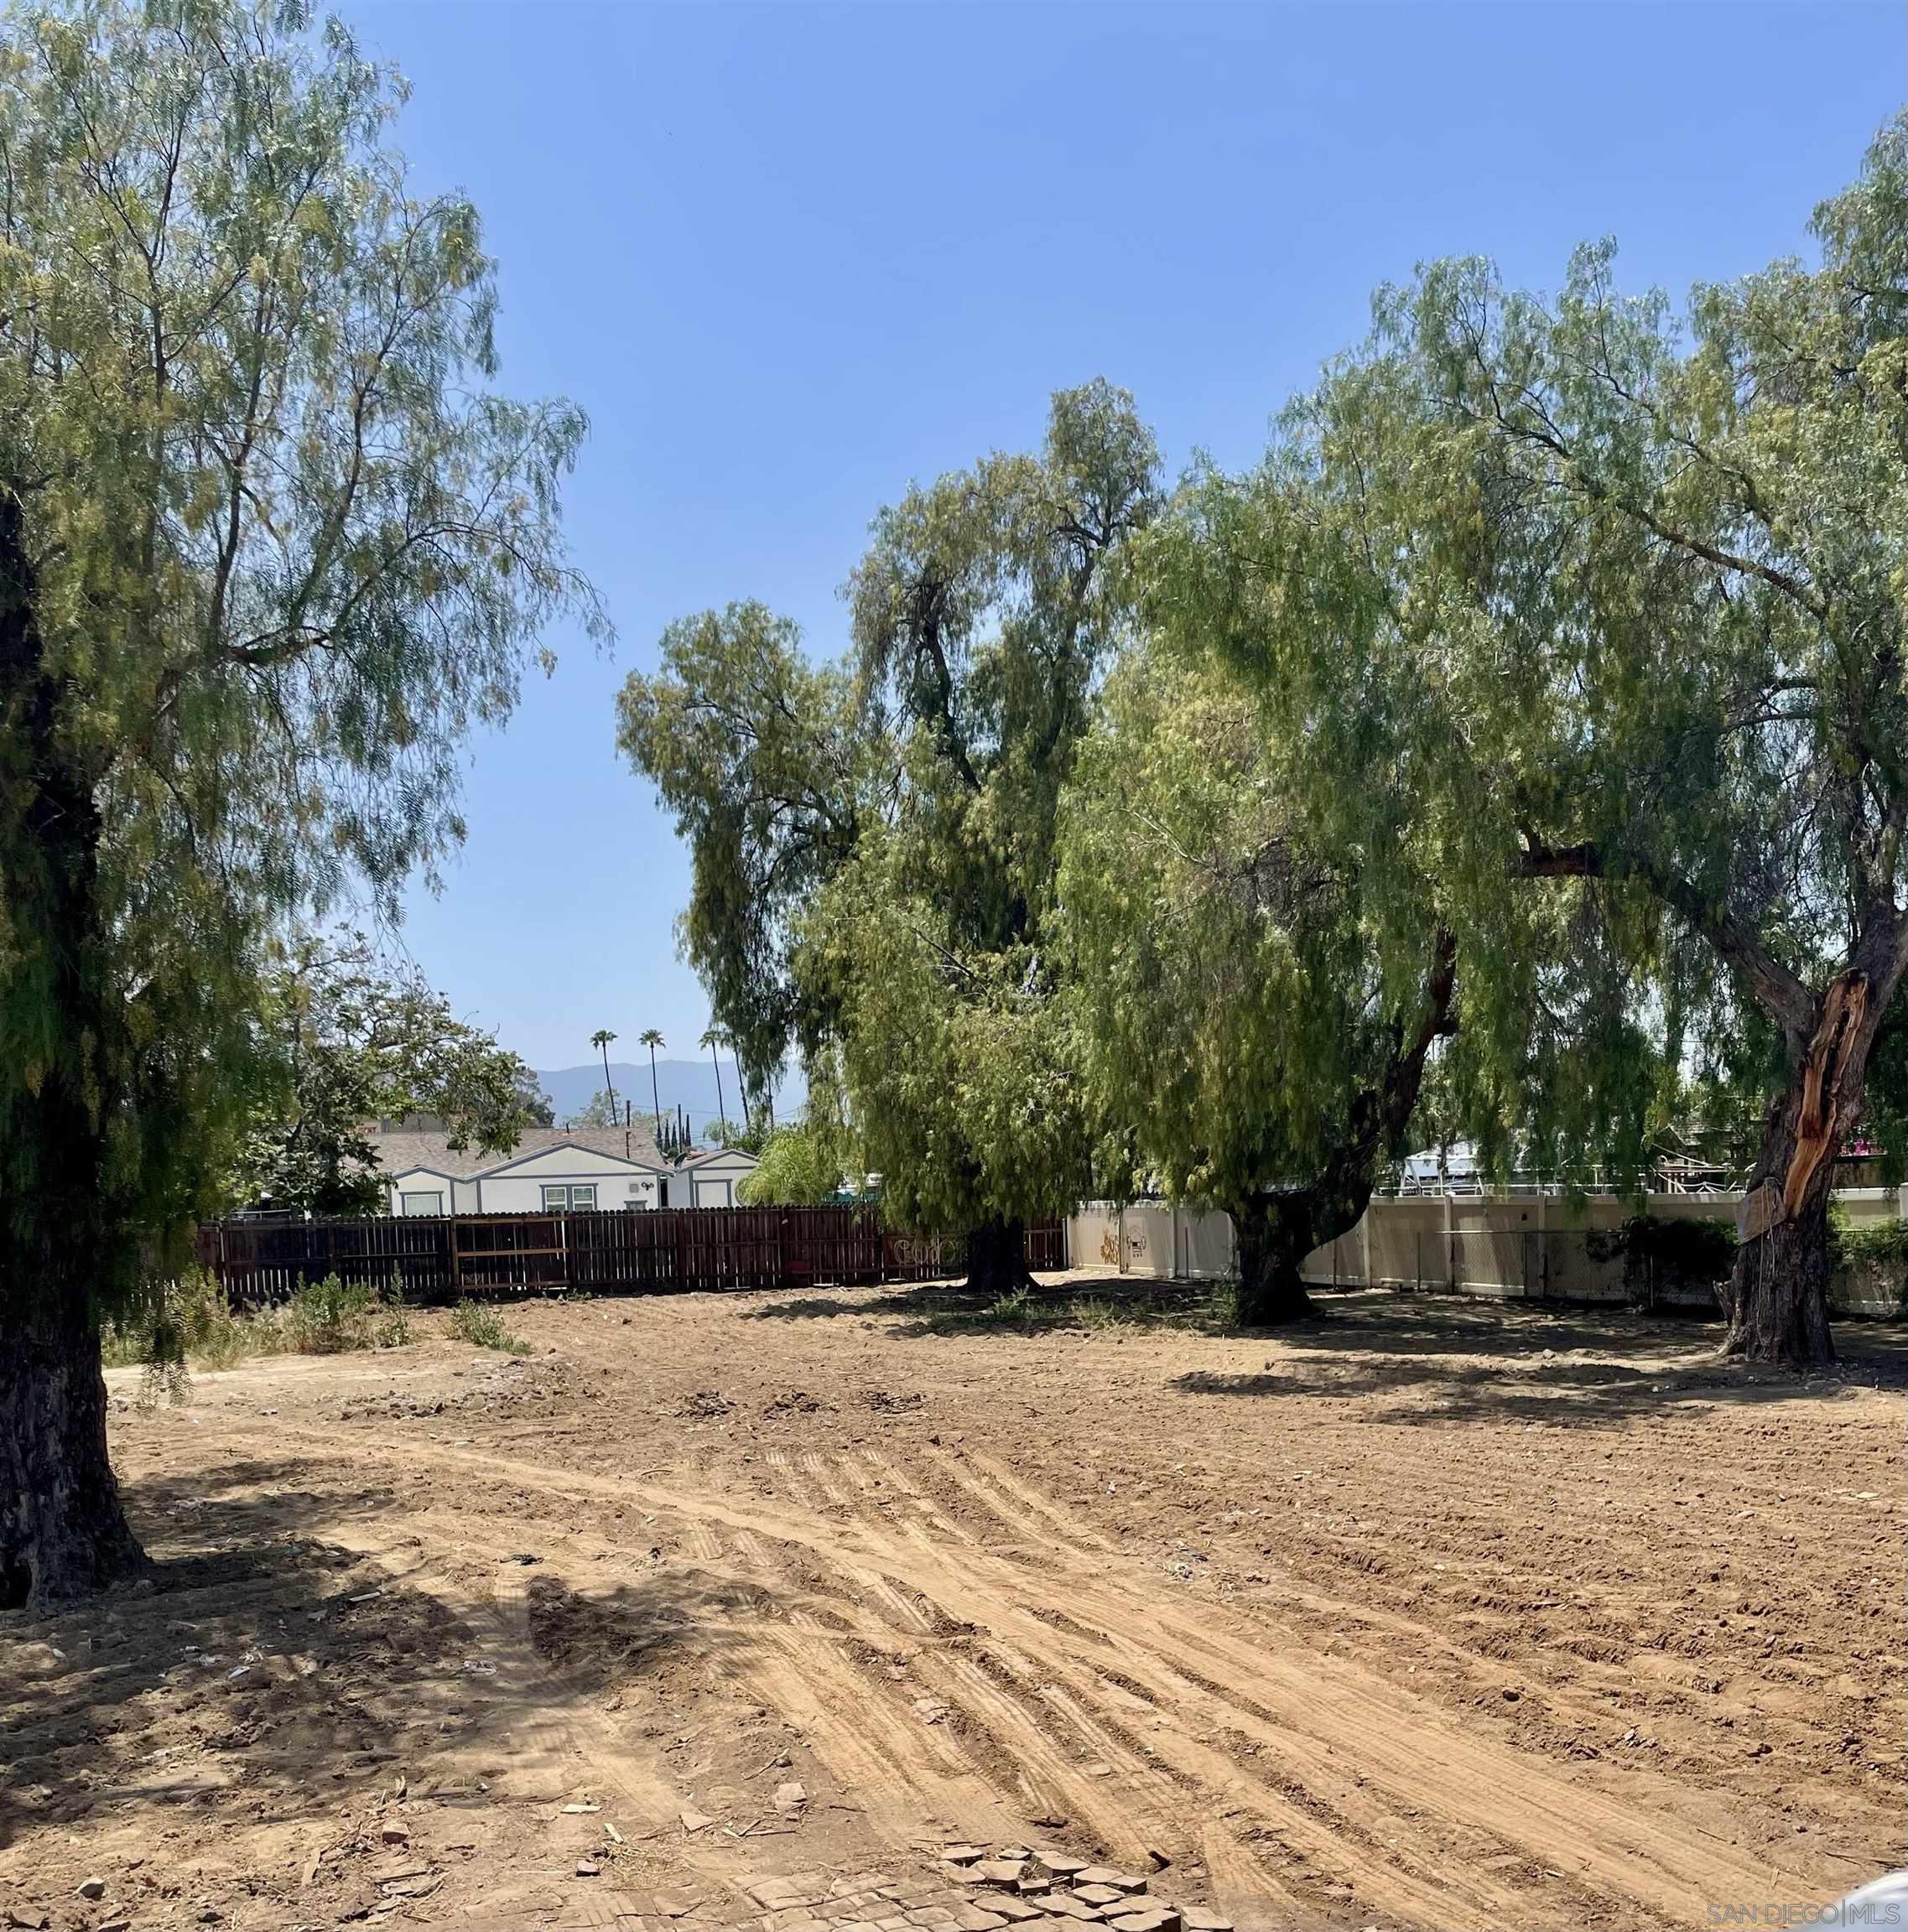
[283,1274,379,1353]
[102,1271,268,1405]
[450,1297,527,1353]
[987,1285,1032,1322]
[373,1275,413,1348]
[1068,1296,1132,1331]
[1207,1273,1245,1327]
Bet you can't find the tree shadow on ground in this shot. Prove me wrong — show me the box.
[742,1270,1224,1337]
[1171,1290,1908,1425]
[0,1453,750,1870]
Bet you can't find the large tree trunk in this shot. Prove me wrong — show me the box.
[1513,838,1908,1370]
[1724,969,1890,1367]
[964,1216,1031,1297]
[0,1291,140,1609]
[1230,928,1458,1330]
[1231,1197,1315,1326]
[0,491,143,1605]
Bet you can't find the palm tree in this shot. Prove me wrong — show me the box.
[590,1029,618,1119]
[700,1026,728,1145]
[639,1027,665,1132]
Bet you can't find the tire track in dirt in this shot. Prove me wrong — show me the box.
[720,1496,1631,1923]
[876,1436,1839,1896]
[645,1457,1813,1926]
[424,1477,1096,1859]
[858,1448,985,1550]
[964,1446,1122,1555]
[897,1446,1675,1914]
[278,1426,1810,1928]
[738,1623,1011,1841]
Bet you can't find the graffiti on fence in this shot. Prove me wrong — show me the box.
[886,1233,959,1275]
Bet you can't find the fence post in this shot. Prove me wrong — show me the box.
[1536,1188,1546,1301]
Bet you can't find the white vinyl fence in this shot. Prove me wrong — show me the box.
[1066,1187,1908,1317]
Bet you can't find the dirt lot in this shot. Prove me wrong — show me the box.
[3,1277,1903,1932]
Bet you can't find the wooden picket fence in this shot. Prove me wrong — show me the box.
[195,1205,1068,1307]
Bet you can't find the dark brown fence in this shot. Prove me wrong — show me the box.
[195,1206,1068,1306]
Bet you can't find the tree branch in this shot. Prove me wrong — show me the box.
[1512,834,1817,1046]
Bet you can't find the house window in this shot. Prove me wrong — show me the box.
[540,1183,598,1213]
[400,1190,444,1217]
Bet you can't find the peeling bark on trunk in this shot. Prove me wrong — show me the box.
[0,491,143,1605]
[1724,970,1885,1367]
[1512,837,1908,1370]
[964,1216,1031,1297]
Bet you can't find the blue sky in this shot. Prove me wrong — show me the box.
[337,0,1905,1074]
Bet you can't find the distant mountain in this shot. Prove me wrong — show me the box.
[536,1059,805,1132]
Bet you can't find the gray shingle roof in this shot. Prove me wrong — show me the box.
[678,1145,760,1169]
[369,1124,667,1179]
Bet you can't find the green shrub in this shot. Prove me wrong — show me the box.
[283,1273,379,1353]
[1207,1273,1245,1328]
[102,1270,272,1406]
[103,1270,258,1371]
[373,1275,413,1348]
[1830,1213,1908,1309]
[1588,1215,1735,1305]
[450,1297,527,1353]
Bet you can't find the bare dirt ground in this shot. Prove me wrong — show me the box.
[3,1276,1903,1932]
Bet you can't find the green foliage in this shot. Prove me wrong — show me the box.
[284,1273,384,1353]
[102,1266,410,1398]
[1864,1021,1908,1189]
[1206,1273,1246,1330]
[618,603,866,1098]
[373,1286,413,1349]
[236,933,546,1215]
[623,383,1161,1240]
[1138,115,1908,1180]
[0,0,602,1327]
[1587,1216,1737,1300]
[101,1270,252,1386]
[802,844,1095,1232]
[1829,1212,1908,1307]
[812,384,1161,1233]
[738,1119,843,1204]
[1058,647,1445,1216]
[449,1297,525,1353]
[570,1089,621,1130]
[845,378,1161,947]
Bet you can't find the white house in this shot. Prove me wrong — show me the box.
[674,1144,760,1209]
[367,1125,758,1217]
